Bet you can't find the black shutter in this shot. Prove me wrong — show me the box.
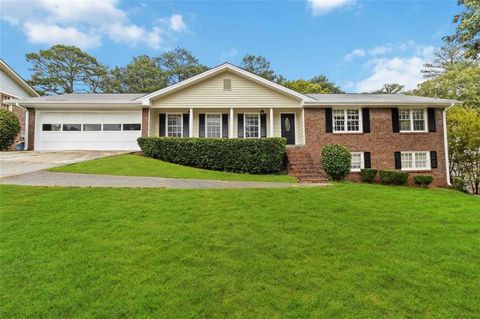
[428,108,436,132]
[159,113,166,136]
[199,114,205,138]
[222,114,228,138]
[260,113,267,138]
[183,113,189,137]
[237,114,244,138]
[394,151,402,169]
[364,152,371,169]
[362,108,370,133]
[391,108,400,133]
[325,108,333,133]
[430,151,438,169]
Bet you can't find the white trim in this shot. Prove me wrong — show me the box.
[229,108,234,138]
[189,108,194,137]
[0,59,39,97]
[25,107,29,150]
[204,113,223,138]
[332,108,363,133]
[400,151,431,171]
[269,108,274,137]
[301,108,305,145]
[136,63,315,104]
[243,113,260,138]
[350,152,364,172]
[398,108,428,133]
[165,113,184,137]
[443,108,451,185]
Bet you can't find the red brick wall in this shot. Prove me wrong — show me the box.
[301,107,448,187]
[142,107,149,137]
[27,108,35,150]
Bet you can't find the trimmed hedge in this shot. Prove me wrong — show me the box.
[137,137,287,174]
[321,144,351,181]
[414,175,433,187]
[0,109,20,150]
[361,168,378,183]
[379,170,409,185]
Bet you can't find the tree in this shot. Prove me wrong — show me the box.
[447,106,480,194]
[26,45,108,95]
[444,0,480,60]
[103,56,166,93]
[309,75,344,93]
[372,83,405,94]
[157,47,208,85]
[422,42,474,78]
[240,54,276,81]
[283,79,341,94]
[0,109,20,150]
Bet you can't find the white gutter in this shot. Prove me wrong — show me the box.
[443,104,453,186]
[21,103,29,151]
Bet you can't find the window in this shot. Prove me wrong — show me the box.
[223,79,232,90]
[103,124,121,131]
[167,114,183,137]
[83,124,101,131]
[63,124,81,131]
[401,151,430,170]
[350,152,364,172]
[399,109,426,132]
[206,114,222,138]
[123,123,141,131]
[244,114,259,138]
[42,124,61,131]
[333,109,361,132]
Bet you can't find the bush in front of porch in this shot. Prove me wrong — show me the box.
[138,137,287,174]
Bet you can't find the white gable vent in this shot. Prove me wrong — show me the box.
[223,79,232,90]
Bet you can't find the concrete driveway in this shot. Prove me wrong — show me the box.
[0,151,127,178]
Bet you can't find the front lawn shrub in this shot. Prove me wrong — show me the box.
[137,137,287,174]
[361,168,378,183]
[379,170,409,185]
[0,109,20,150]
[452,176,467,192]
[414,175,433,187]
[321,144,351,181]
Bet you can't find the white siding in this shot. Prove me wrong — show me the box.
[151,71,301,109]
[0,70,32,98]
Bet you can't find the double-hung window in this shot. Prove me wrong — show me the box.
[206,114,222,138]
[244,114,259,138]
[350,152,364,172]
[401,151,430,170]
[167,114,183,137]
[399,109,426,132]
[333,109,361,133]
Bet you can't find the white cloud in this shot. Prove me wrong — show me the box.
[344,48,365,61]
[368,45,392,55]
[0,0,185,50]
[307,0,355,15]
[169,14,186,32]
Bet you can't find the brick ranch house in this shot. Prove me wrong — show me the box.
[1,59,40,149]
[4,63,460,186]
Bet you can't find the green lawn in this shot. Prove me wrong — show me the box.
[1,183,479,318]
[49,153,296,183]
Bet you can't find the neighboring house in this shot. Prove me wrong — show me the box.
[0,59,40,149]
[5,63,459,186]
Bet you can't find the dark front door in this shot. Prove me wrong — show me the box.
[281,113,295,145]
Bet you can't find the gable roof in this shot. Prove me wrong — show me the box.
[136,63,317,104]
[0,59,39,97]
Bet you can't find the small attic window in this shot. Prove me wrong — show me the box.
[223,79,232,90]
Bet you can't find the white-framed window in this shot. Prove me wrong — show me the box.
[401,151,430,170]
[350,152,364,172]
[206,114,222,138]
[333,109,362,133]
[244,113,260,138]
[167,114,183,137]
[399,108,426,132]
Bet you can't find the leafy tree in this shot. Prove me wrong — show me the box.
[447,106,480,194]
[309,75,344,93]
[26,45,108,95]
[372,83,405,94]
[240,54,276,81]
[422,42,474,78]
[444,0,480,60]
[157,47,208,85]
[0,109,20,150]
[283,79,339,94]
[103,56,166,93]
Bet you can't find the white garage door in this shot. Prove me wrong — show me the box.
[36,111,143,151]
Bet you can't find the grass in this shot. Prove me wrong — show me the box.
[49,153,296,183]
[1,183,479,318]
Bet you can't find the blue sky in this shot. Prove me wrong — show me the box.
[1,0,459,92]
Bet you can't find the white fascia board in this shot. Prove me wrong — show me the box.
[303,102,460,107]
[15,102,143,109]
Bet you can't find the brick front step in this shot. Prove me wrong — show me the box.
[286,147,328,183]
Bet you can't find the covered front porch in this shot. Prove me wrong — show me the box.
[148,107,304,145]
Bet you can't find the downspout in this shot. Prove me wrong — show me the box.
[443,104,453,186]
[17,103,29,151]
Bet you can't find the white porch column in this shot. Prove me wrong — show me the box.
[269,108,274,137]
[189,108,194,137]
[229,108,234,138]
